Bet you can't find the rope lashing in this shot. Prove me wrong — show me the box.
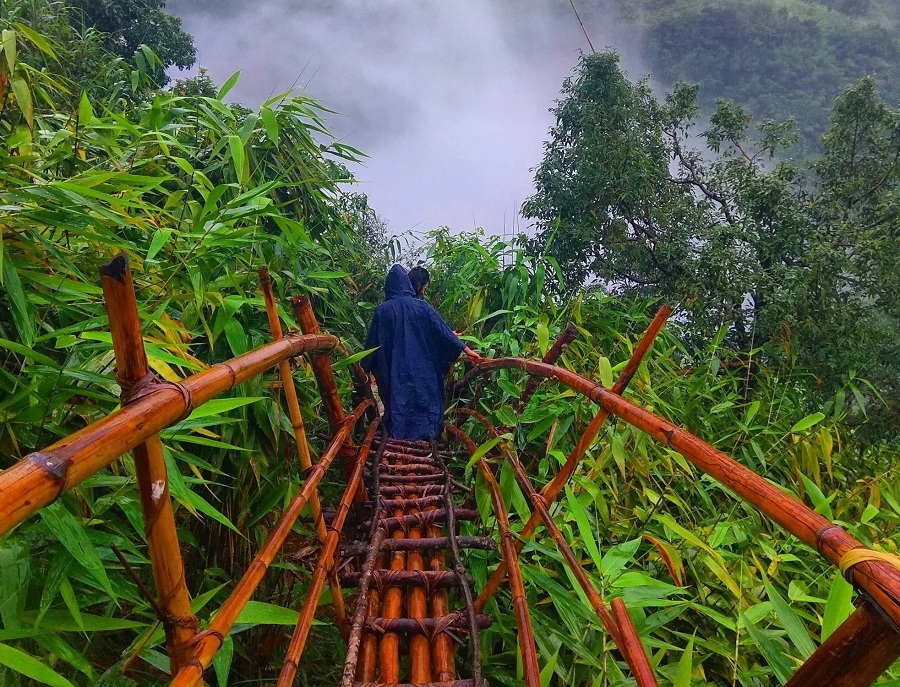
[839,548,900,582]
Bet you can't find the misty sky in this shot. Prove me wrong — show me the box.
[168,1,647,236]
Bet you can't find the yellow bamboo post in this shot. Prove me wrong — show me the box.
[291,295,360,483]
[258,266,347,634]
[99,253,196,672]
[477,458,541,687]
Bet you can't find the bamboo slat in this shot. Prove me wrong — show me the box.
[0,332,338,536]
[100,253,196,672]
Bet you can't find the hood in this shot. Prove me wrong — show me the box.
[384,264,416,300]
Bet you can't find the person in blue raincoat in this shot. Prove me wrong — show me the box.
[361,264,481,440]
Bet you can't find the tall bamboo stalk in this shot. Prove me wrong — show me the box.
[477,457,541,687]
[474,305,672,611]
[277,419,380,686]
[259,266,347,633]
[99,253,196,672]
[0,332,338,536]
[169,400,371,687]
[471,357,900,633]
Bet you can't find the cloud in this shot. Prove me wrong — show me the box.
[168,0,648,236]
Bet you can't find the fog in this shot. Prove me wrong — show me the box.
[167,1,649,236]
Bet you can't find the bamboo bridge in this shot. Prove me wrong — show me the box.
[0,253,899,686]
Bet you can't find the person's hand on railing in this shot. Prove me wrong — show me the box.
[464,346,483,365]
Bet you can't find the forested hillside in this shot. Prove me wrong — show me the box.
[0,1,899,686]
[600,0,900,154]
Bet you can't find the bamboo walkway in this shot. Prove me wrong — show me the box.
[0,253,898,686]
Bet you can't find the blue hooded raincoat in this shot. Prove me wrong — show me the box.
[361,265,465,440]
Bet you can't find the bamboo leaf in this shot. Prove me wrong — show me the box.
[764,581,815,658]
[216,71,241,100]
[213,634,234,687]
[2,259,36,346]
[78,91,93,125]
[742,610,793,684]
[565,486,604,573]
[673,633,694,687]
[822,574,853,641]
[0,642,74,687]
[2,29,15,73]
[227,134,246,184]
[39,503,115,600]
[11,76,33,128]
[464,434,512,472]
[146,229,172,261]
[790,412,825,433]
[13,23,57,60]
[598,356,613,388]
[232,601,320,627]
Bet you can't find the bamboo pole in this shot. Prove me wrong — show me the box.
[407,496,432,682]
[610,598,659,687]
[341,527,387,687]
[99,253,196,672]
[470,357,900,632]
[277,419,380,687]
[476,457,541,687]
[291,295,359,480]
[379,493,408,683]
[784,602,900,687]
[0,332,338,537]
[474,305,672,612]
[460,408,658,686]
[259,266,347,634]
[169,400,371,687]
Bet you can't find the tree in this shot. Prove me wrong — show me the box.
[67,0,195,79]
[526,52,900,444]
[524,52,809,351]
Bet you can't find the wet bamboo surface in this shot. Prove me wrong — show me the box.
[339,437,494,685]
[0,330,338,536]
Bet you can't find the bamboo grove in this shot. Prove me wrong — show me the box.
[2,6,900,687]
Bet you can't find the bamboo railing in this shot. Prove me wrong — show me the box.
[4,253,899,687]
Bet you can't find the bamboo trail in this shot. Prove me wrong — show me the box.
[4,257,900,686]
[338,437,493,686]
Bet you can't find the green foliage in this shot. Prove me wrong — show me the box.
[0,11,386,683]
[428,231,900,685]
[611,0,900,155]
[525,51,900,447]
